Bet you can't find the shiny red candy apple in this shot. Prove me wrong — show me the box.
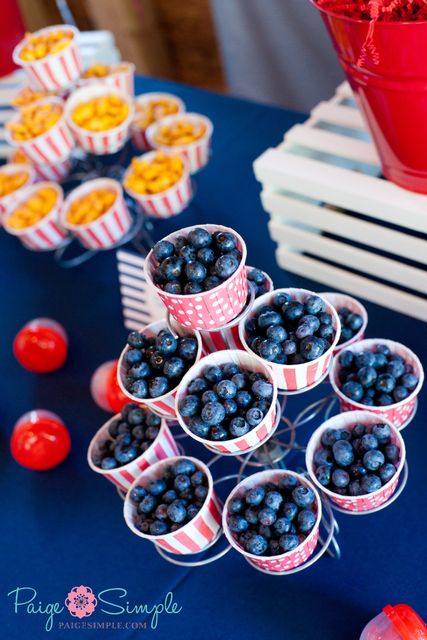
[11,410,71,471]
[13,318,68,373]
[90,360,129,413]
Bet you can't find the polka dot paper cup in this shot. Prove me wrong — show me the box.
[0,163,35,220]
[239,288,341,393]
[4,181,67,251]
[87,412,179,493]
[320,292,368,355]
[330,339,424,430]
[60,178,132,250]
[146,112,213,174]
[13,25,82,91]
[64,85,134,155]
[123,150,192,219]
[117,317,204,419]
[131,92,185,151]
[78,62,135,96]
[223,470,321,573]
[176,349,278,455]
[145,224,248,331]
[306,411,406,513]
[123,456,222,554]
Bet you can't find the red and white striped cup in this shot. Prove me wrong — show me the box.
[223,470,322,572]
[176,349,278,455]
[87,412,179,493]
[64,85,134,155]
[239,288,341,393]
[78,62,135,97]
[330,338,424,430]
[12,25,82,91]
[306,410,406,512]
[117,317,204,419]
[60,178,132,250]
[146,112,213,174]
[123,150,192,219]
[320,292,368,355]
[5,98,75,165]
[4,181,67,251]
[33,157,72,182]
[131,92,186,151]
[123,456,222,554]
[0,163,35,220]
[146,224,248,331]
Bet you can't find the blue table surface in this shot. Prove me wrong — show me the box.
[0,76,426,640]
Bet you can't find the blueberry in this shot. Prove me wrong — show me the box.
[155,331,177,355]
[284,301,304,322]
[340,327,353,344]
[372,423,391,443]
[349,480,363,496]
[229,514,249,533]
[130,486,147,503]
[373,352,388,369]
[236,390,252,408]
[160,256,183,281]
[127,331,146,350]
[386,359,406,379]
[246,407,264,427]
[258,310,283,330]
[153,239,174,262]
[154,503,169,520]
[321,429,341,447]
[163,357,185,379]
[347,313,363,332]
[279,534,299,553]
[262,491,282,511]
[280,502,297,521]
[339,350,354,369]
[116,433,132,447]
[187,504,201,520]
[297,509,316,533]
[384,443,399,463]
[194,485,208,501]
[179,395,200,417]
[360,434,379,451]
[272,518,291,535]
[140,494,157,514]
[229,497,244,514]
[279,475,299,492]
[201,401,226,426]
[173,459,197,475]
[101,457,117,470]
[361,475,382,494]
[393,386,409,403]
[184,282,204,294]
[300,336,325,361]
[150,351,165,371]
[292,485,315,508]
[256,507,275,526]
[244,507,259,525]
[148,377,169,398]
[184,261,207,283]
[319,323,334,339]
[174,474,191,493]
[162,489,178,504]
[253,399,270,414]
[177,337,198,361]
[179,244,197,264]
[146,413,161,428]
[197,247,215,266]
[401,373,419,391]
[129,361,151,380]
[377,393,394,406]
[125,349,143,366]
[355,352,376,369]
[215,254,239,279]
[223,399,238,416]
[378,463,397,484]
[349,463,367,479]
[229,417,250,438]
[332,440,354,467]
[202,390,218,404]
[204,276,222,291]
[363,450,385,471]
[258,339,281,362]
[315,465,331,486]
[304,295,325,315]
[214,231,237,253]
[245,486,265,506]
[204,366,222,383]
[352,423,366,438]
[296,317,320,339]
[332,469,350,488]
[358,366,377,388]
[148,520,168,536]
[230,373,247,390]
[190,471,204,488]
[164,282,182,294]
[245,534,268,556]
[114,446,138,464]
[167,501,187,523]
[188,416,210,438]
[376,374,396,394]
[188,227,212,249]
[188,377,208,395]
[342,381,364,402]
[252,379,273,400]
[266,325,287,343]
[217,379,237,400]
[210,425,228,441]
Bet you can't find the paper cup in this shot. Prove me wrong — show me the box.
[306,410,406,512]
[33,157,72,182]
[176,349,278,455]
[117,317,204,419]
[146,224,248,330]
[223,470,321,572]
[64,85,134,155]
[320,292,368,354]
[0,163,36,219]
[146,112,213,174]
[87,412,179,492]
[123,150,192,219]
[5,98,75,165]
[13,25,82,91]
[123,456,222,554]
[78,62,135,96]
[239,288,341,392]
[60,178,132,250]
[4,181,67,251]
[330,339,424,430]
[131,92,186,151]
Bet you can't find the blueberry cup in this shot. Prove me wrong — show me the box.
[123,456,222,554]
[320,292,368,354]
[176,349,278,455]
[117,317,203,419]
[222,470,322,573]
[330,338,424,430]
[306,410,406,513]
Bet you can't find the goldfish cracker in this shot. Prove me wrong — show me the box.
[82,63,130,79]
[66,189,117,226]
[134,98,180,130]
[124,152,184,195]
[12,87,56,108]
[9,149,30,164]
[0,170,30,198]
[7,102,63,141]
[20,30,74,62]
[154,119,206,147]
[6,186,57,229]
[71,95,129,132]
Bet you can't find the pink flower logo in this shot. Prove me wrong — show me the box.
[65,586,97,619]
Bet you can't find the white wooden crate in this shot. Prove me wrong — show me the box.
[253,82,427,322]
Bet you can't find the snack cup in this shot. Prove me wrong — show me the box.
[239,288,341,392]
[306,410,406,512]
[87,413,179,493]
[123,150,192,219]
[146,224,248,330]
[4,181,67,251]
[78,62,135,96]
[64,85,134,155]
[223,470,321,572]
[320,292,368,354]
[176,349,278,455]
[60,178,132,250]
[330,338,424,430]
[0,163,36,219]
[123,456,222,554]
[12,25,82,91]
[33,157,72,182]
[131,92,186,151]
[146,112,213,174]
[5,97,75,164]
[117,317,204,419]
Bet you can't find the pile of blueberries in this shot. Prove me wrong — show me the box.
[151,227,242,295]
[94,403,161,470]
[337,345,419,406]
[313,422,401,496]
[130,458,209,536]
[247,267,271,299]
[178,362,274,441]
[121,329,199,400]
[227,476,317,556]
[245,292,335,364]
[337,306,364,345]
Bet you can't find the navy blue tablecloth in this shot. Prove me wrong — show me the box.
[0,76,425,640]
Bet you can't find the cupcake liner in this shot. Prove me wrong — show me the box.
[146,113,213,174]
[4,181,67,251]
[330,338,424,430]
[320,292,368,354]
[60,178,132,250]
[123,456,222,554]
[145,224,248,330]
[239,288,341,392]
[117,317,204,419]
[87,413,179,492]
[0,163,36,220]
[306,410,406,512]
[78,63,135,97]
[176,349,278,455]
[223,470,321,572]
[131,92,186,151]
[33,157,72,182]
[13,25,82,91]
[64,85,134,155]
[123,150,192,219]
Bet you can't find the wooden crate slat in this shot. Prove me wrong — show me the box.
[310,102,365,130]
